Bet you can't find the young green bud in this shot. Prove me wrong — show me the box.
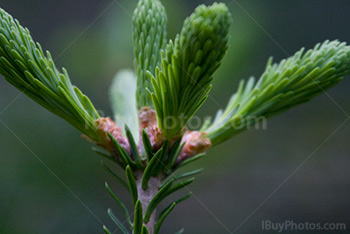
[149,3,232,140]
[133,0,168,109]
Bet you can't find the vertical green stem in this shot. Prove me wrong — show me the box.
[136,172,161,234]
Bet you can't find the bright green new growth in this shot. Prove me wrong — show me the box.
[133,0,167,109]
[0,9,101,141]
[148,3,232,139]
[1,1,350,234]
[205,40,350,145]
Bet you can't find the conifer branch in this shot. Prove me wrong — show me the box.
[0,8,101,141]
[205,40,350,145]
[2,1,350,234]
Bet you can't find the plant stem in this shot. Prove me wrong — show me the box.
[136,172,161,234]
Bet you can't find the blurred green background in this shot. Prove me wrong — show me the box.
[1,0,350,233]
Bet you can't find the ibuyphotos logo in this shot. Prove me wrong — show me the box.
[262,220,346,232]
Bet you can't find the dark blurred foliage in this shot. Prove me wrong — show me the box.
[1,0,350,233]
